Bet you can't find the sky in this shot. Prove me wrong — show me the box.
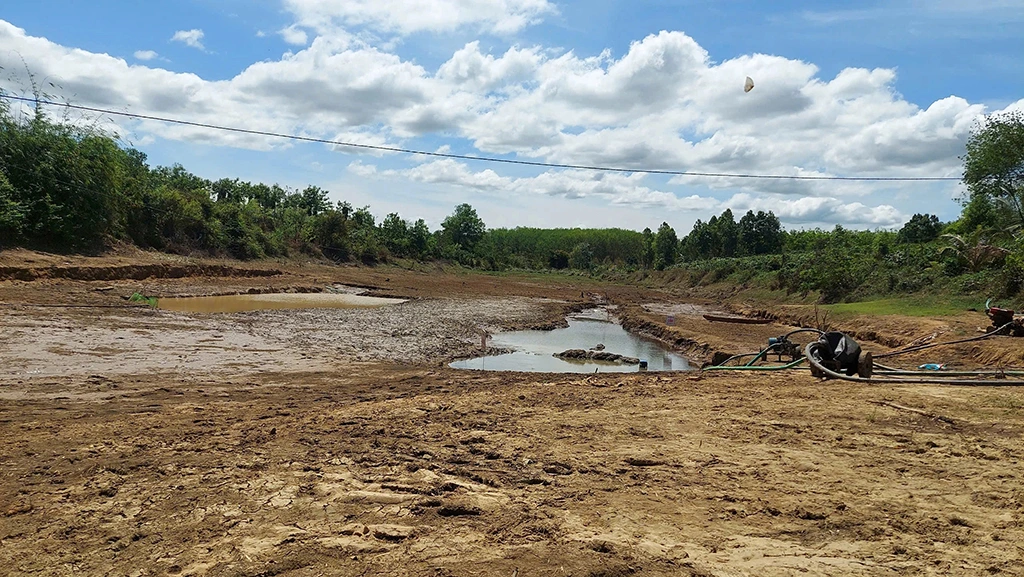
[1,0,1022,233]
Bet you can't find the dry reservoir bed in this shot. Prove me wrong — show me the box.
[0,296,550,384]
[1,291,1023,576]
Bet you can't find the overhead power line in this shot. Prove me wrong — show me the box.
[1,94,961,182]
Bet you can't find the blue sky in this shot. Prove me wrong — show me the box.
[1,0,1022,232]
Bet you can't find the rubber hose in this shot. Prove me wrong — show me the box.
[744,346,773,366]
[783,328,825,339]
[874,323,1015,359]
[716,352,762,366]
[804,343,1024,387]
[872,360,1024,375]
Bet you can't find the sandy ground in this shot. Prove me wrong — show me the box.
[1,251,1023,576]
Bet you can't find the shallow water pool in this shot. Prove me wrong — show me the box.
[451,314,690,373]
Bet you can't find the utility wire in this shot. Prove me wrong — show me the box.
[1,94,961,183]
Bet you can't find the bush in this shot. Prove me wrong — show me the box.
[0,171,24,244]
[548,250,570,269]
[569,243,594,270]
[1003,240,1024,296]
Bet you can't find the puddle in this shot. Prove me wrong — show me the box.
[157,293,407,313]
[451,312,690,373]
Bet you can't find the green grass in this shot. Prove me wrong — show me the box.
[823,296,985,318]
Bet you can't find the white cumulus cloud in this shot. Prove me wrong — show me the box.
[282,0,556,35]
[171,29,205,50]
[2,18,1019,229]
[724,193,905,228]
[349,159,720,212]
[133,50,159,61]
[279,25,309,46]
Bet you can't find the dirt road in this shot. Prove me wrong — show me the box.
[1,252,1022,576]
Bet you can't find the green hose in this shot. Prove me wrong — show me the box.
[744,348,771,366]
[716,352,761,366]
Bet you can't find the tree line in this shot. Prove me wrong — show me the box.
[2,96,1022,303]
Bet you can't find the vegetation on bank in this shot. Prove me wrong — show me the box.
[1,94,1022,305]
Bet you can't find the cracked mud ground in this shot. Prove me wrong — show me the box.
[1,255,1022,576]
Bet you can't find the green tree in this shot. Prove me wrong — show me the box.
[654,222,678,270]
[277,206,309,246]
[568,242,594,270]
[351,206,375,229]
[953,192,1001,234]
[441,203,486,250]
[250,183,285,210]
[683,219,714,261]
[0,170,23,244]
[713,209,740,257]
[897,213,943,244]
[739,210,783,255]
[409,218,431,258]
[1003,238,1024,295]
[344,207,381,263]
[151,164,209,196]
[379,212,410,256]
[211,178,244,203]
[306,210,350,261]
[299,185,330,216]
[640,227,655,268]
[963,110,1024,232]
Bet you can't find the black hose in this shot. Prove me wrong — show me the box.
[874,323,1014,359]
[805,342,1024,387]
[872,360,1024,376]
[784,328,825,339]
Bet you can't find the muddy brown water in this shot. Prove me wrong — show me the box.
[157,293,407,313]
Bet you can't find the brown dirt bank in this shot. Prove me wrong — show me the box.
[2,249,1023,576]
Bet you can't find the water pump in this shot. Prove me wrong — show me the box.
[806,332,873,379]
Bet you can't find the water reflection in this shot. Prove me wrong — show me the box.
[451,315,690,373]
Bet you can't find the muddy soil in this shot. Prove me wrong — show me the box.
[0,297,559,385]
[1,251,1023,576]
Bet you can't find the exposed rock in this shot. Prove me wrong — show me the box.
[553,349,640,365]
[708,351,733,367]
[370,524,417,541]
